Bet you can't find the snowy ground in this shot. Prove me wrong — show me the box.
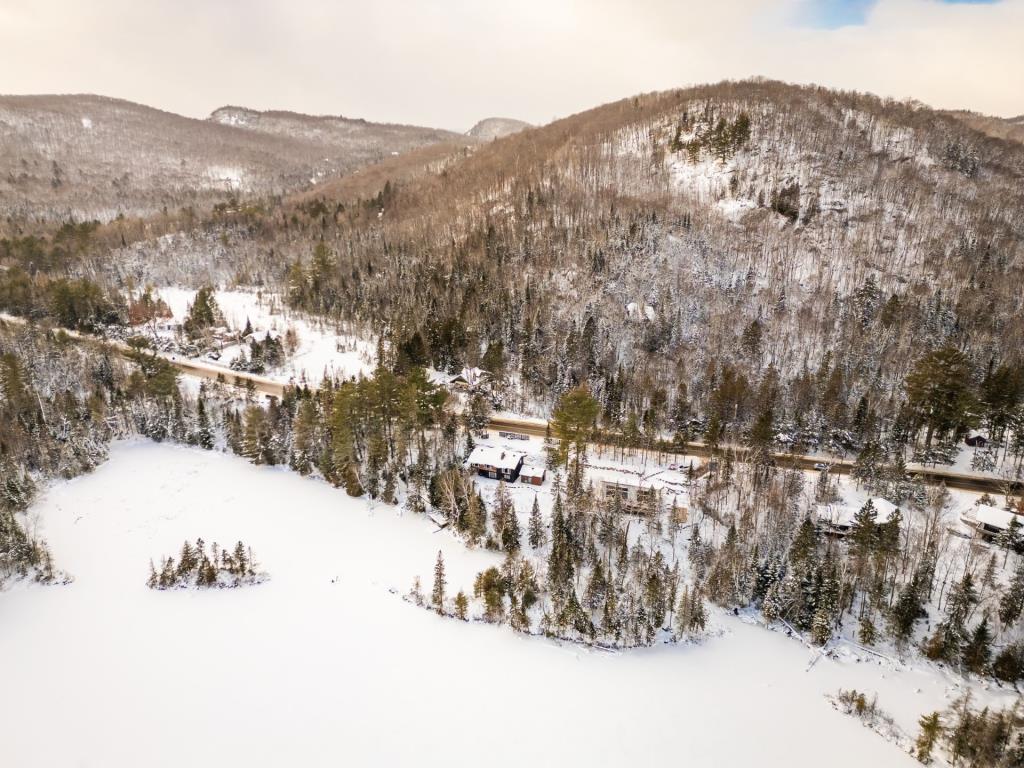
[5,442,1019,767]
[467,429,699,525]
[143,286,376,385]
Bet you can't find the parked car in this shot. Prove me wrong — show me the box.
[813,462,829,471]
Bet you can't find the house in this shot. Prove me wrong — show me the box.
[599,480,659,514]
[965,431,989,448]
[817,497,898,537]
[519,464,546,486]
[466,445,524,482]
[449,367,491,391]
[960,503,1023,539]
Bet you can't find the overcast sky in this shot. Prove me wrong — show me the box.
[0,0,1021,130]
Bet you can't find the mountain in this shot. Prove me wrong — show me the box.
[208,105,468,162]
[8,80,1024,456]
[0,94,467,224]
[104,80,1024,444]
[466,117,532,141]
[946,109,1024,145]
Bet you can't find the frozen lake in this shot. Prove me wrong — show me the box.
[0,441,953,767]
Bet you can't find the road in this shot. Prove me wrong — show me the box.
[488,419,1020,495]
[3,314,1018,494]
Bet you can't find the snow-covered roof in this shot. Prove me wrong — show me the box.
[971,504,1022,531]
[819,497,898,528]
[467,445,524,471]
[450,367,489,385]
[519,464,546,479]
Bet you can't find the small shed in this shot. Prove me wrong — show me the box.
[466,445,524,482]
[519,464,546,486]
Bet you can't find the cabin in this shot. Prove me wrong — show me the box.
[960,503,1023,540]
[816,497,898,537]
[466,445,524,482]
[599,480,659,514]
[448,367,491,391]
[965,431,989,448]
[519,464,546,486]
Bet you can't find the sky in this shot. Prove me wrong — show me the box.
[0,0,1021,130]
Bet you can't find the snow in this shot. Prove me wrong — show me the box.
[518,463,546,480]
[818,496,899,528]
[5,441,1005,766]
[966,503,1023,532]
[466,444,525,471]
[625,301,656,321]
[147,286,375,384]
[204,165,246,190]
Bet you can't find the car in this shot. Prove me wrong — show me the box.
[813,462,829,471]
[668,463,678,471]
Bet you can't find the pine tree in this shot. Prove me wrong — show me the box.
[195,397,214,450]
[528,496,545,549]
[998,559,1024,628]
[858,614,877,646]
[961,615,993,674]
[926,571,977,661]
[850,499,879,563]
[501,500,521,553]
[431,550,446,611]
[409,575,424,606]
[454,590,469,621]
[233,541,249,577]
[997,517,1023,566]
[915,711,942,764]
[762,581,783,624]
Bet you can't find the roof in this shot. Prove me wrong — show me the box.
[519,464,546,478]
[450,367,490,385]
[818,497,898,528]
[467,445,524,471]
[972,504,1022,531]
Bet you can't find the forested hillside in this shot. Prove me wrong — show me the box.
[0,95,468,224]
[65,79,1024,470]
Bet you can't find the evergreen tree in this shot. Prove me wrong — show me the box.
[961,615,993,674]
[195,397,215,450]
[431,550,446,610]
[905,347,976,449]
[454,590,469,621]
[549,385,600,467]
[998,559,1024,628]
[528,496,546,549]
[915,711,942,764]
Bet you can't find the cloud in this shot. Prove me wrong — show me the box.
[0,0,1020,129]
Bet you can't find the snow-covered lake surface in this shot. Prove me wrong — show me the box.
[4,442,1007,767]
